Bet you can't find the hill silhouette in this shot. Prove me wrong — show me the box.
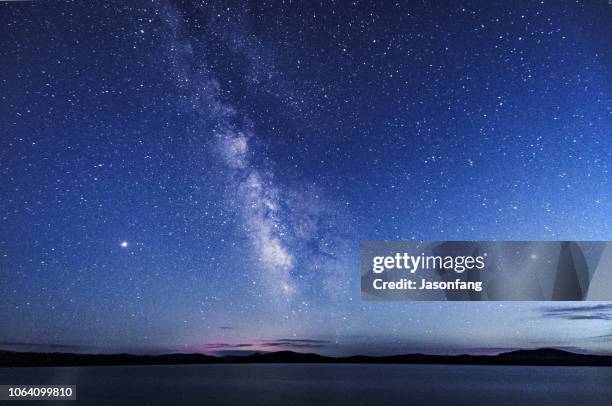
[1,348,612,368]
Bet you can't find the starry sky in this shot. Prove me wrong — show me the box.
[1,1,611,356]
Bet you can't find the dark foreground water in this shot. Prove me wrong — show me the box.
[2,364,612,405]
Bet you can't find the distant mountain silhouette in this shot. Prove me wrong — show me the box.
[2,348,612,368]
[0,351,219,367]
[239,351,331,363]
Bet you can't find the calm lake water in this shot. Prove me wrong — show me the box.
[2,363,612,405]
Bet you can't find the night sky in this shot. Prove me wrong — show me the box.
[1,1,611,356]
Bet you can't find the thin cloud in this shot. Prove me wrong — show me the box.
[198,338,332,351]
[539,304,612,321]
[259,338,331,349]
[272,338,331,344]
[198,343,253,349]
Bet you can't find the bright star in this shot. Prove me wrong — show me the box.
[120,241,129,248]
